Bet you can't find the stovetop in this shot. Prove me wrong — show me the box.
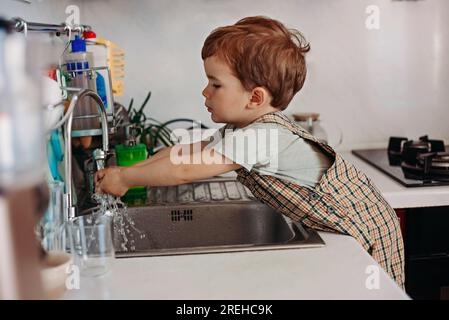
[352,148,449,187]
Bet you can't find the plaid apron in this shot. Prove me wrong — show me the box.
[235,112,405,287]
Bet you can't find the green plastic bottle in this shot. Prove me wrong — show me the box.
[115,127,148,206]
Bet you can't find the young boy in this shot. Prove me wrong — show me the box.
[96,16,404,287]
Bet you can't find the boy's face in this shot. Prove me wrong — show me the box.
[202,56,252,126]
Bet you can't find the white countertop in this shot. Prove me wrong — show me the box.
[341,151,449,209]
[63,232,409,300]
[61,150,429,300]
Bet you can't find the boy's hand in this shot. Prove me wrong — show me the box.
[95,166,129,197]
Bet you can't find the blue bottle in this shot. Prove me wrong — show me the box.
[96,72,108,109]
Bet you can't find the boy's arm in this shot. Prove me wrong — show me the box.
[96,143,240,196]
[130,146,173,168]
[122,146,240,187]
[130,141,208,168]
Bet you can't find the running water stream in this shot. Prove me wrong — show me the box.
[91,193,146,251]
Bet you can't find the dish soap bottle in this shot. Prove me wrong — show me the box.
[64,35,99,134]
[115,125,148,206]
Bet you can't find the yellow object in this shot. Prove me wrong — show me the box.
[96,37,125,97]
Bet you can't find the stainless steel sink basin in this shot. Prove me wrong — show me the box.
[113,202,325,258]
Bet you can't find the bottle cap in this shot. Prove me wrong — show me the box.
[83,30,97,39]
[71,35,86,53]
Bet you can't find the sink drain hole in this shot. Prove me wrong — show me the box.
[171,209,193,222]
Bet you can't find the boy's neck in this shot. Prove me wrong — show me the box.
[233,106,279,128]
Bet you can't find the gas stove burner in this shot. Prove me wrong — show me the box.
[401,151,449,181]
[401,166,449,182]
[417,152,449,166]
[417,152,449,173]
[352,145,449,187]
[387,135,449,181]
[388,135,446,167]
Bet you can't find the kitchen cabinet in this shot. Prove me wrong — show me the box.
[342,152,449,300]
[403,206,449,300]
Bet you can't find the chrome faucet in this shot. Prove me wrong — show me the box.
[64,89,109,220]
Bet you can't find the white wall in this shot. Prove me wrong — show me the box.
[2,0,449,150]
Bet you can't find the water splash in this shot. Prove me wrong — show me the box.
[91,193,146,252]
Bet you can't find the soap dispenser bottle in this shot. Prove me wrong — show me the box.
[115,125,148,205]
[64,35,99,133]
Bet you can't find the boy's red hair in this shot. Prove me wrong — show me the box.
[202,16,310,110]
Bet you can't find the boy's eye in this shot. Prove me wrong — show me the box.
[212,84,221,89]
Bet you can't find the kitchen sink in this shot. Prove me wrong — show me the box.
[113,202,325,258]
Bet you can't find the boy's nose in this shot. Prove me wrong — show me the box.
[202,87,210,99]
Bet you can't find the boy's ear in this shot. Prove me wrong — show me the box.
[248,87,270,109]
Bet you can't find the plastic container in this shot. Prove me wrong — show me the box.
[95,72,108,108]
[115,143,148,166]
[69,214,114,277]
[84,31,110,109]
[64,35,99,133]
[115,143,148,206]
[40,180,65,252]
[84,31,108,69]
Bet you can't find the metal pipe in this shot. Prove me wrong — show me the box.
[11,18,91,35]
[64,89,109,220]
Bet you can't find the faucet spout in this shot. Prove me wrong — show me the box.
[93,148,107,171]
[64,89,109,220]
